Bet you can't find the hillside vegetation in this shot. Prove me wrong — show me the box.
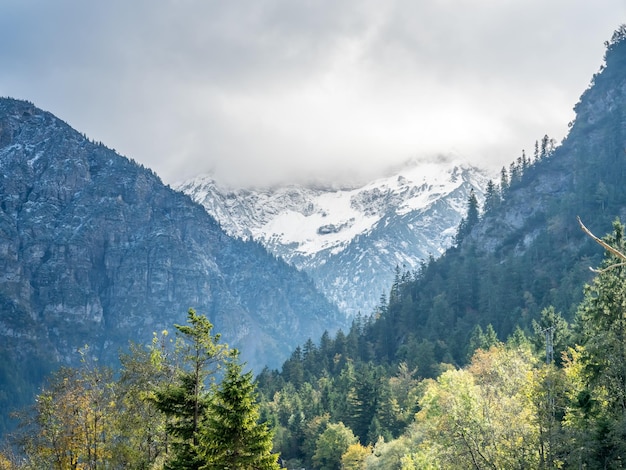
[249,25,626,468]
[4,24,626,470]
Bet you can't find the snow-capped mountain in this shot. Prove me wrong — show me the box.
[178,160,490,316]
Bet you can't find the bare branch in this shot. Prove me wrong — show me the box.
[578,216,626,261]
[589,262,626,274]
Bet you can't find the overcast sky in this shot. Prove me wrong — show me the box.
[1,1,625,186]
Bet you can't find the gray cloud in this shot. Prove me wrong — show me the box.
[1,1,624,186]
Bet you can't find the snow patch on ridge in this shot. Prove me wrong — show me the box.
[178,159,490,315]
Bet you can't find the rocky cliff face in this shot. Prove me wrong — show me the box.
[469,30,626,258]
[179,163,489,316]
[0,98,341,400]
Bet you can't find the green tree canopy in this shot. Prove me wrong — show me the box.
[202,352,280,469]
[313,422,358,470]
[150,309,228,470]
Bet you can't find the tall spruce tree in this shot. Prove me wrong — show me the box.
[150,309,228,470]
[483,179,500,214]
[201,353,280,469]
[467,188,479,227]
[499,166,509,195]
[455,189,480,244]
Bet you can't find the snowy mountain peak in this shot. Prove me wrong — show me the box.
[178,160,489,316]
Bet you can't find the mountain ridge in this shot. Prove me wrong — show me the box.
[0,97,342,433]
[178,161,490,315]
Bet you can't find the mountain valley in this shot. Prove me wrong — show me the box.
[0,98,342,433]
[179,161,489,316]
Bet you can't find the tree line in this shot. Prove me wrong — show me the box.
[1,309,279,469]
[1,221,626,469]
[252,219,626,469]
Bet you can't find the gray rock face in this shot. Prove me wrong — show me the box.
[179,163,489,316]
[0,98,341,379]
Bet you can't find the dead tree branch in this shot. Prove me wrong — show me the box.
[578,216,626,272]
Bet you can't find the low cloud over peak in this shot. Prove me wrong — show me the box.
[1,1,624,186]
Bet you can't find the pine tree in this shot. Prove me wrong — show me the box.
[390,265,402,305]
[483,179,500,214]
[346,363,385,444]
[466,324,499,361]
[510,161,520,184]
[467,189,479,227]
[531,306,572,366]
[540,134,550,160]
[455,189,480,244]
[150,309,228,470]
[500,166,509,195]
[202,353,280,469]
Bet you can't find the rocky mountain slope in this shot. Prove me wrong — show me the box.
[0,97,342,431]
[178,162,489,315]
[470,33,626,259]
[334,26,626,372]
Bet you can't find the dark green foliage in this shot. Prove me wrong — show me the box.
[532,306,572,366]
[255,27,626,464]
[149,309,227,470]
[10,312,281,469]
[153,373,210,470]
[202,354,280,469]
[466,324,499,361]
[570,220,626,467]
[483,179,500,214]
[0,95,344,441]
[454,189,479,244]
[345,363,386,444]
[7,23,626,470]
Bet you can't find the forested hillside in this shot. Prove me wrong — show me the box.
[179,161,489,317]
[250,26,626,468]
[0,97,341,437]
